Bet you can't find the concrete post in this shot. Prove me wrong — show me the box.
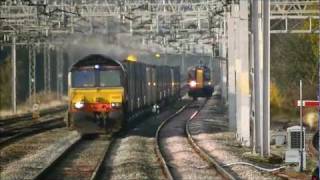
[47,46,51,93]
[262,0,271,157]
[44,45,48,92]
[227,4,237,131]
[251,0,270,156]
[11,36,17,113]
[252,0,264,156]
[221,7,228,101]
[235,1,250,146]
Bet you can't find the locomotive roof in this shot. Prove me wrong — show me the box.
[188,64,210,71]
[71,54,125,70]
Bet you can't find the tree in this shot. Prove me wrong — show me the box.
[271,33,318,115]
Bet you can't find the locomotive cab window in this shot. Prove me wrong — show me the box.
[71,70,95,88]
[99,70,121,87]
[204,70,211,80]
[188,69,195,80]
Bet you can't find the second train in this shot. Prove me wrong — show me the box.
[187,64,214,100]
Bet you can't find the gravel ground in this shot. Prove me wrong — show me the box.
[0,128,80,180]
[189,97,281,180]
[159,99,224,180]
[43,136,110,180]
[102,136,164,180]
[100,102,186,180]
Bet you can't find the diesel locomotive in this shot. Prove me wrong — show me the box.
[187,65,214,100]
[66,54,180,134]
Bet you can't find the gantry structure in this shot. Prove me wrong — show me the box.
[0,0,228,117]
[270,0,319,33]
[0,0,227,52]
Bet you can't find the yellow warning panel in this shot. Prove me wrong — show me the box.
[196,69,204,88]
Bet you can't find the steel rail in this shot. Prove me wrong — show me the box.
[32,136,82,180]
[89,136,116,180]
[32,135,115,180]
[1,116,64,135]
[0,105,67,125]
[0,116,65,149]
[154,104,188,180]
[185,99,237,180]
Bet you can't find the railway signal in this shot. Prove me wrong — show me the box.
[295,100,320,152]
[296,100,320,107]
[296,99,320,173]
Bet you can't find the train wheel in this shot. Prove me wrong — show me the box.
[193,96,198,101]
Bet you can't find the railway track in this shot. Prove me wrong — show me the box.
[186,101,237,180]
[0,116,65,148]
[0,106,67,148]
[0,105,66,126]
[155,98,236,180]
[33,134,114,180]
[1,89,188,180]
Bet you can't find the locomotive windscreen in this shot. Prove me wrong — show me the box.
[72,70,95,87]
[100,70,121,87]
[204,68,211,80]
[71,69,122,88]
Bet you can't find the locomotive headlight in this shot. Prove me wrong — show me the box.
[111,102,121,108]
[189,80,196,87]
[208,81,212,85]
[74,101,84,109]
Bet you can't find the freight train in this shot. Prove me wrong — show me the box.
[187,65,214,100]
[65,54,180,134]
